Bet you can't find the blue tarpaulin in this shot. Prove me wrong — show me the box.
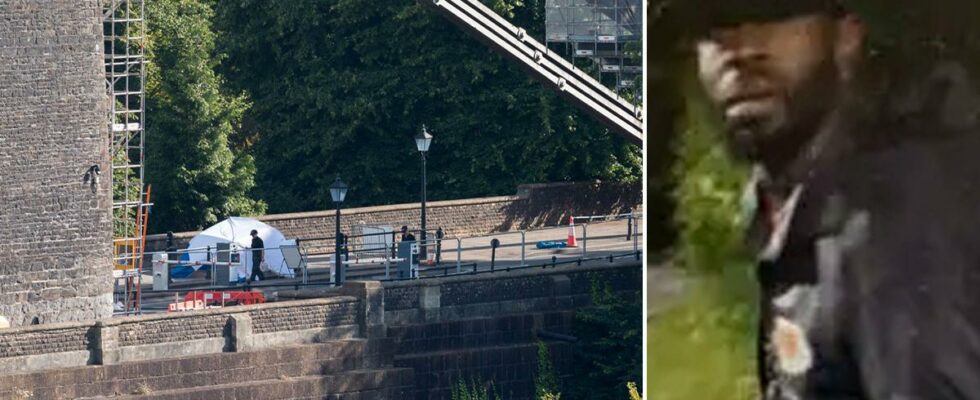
[536,240,568,249]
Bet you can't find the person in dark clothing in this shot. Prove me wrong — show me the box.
[165,231,177,284]
[687,1,980,398]
[435,227,444,265]
[248,229,265,283]
[165,231,177,253]
[400,225,416,242]
[337,231,349,261]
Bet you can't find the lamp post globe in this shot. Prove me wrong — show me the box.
[330,176,348,283]
[415,125,433,152]
[415,125,433,260]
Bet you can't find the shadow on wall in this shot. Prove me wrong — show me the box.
[497,181,641,231]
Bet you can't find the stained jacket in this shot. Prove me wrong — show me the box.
[750,63,980,399]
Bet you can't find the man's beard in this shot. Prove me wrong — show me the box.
[724,61,841,169]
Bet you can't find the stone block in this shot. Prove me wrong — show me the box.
[92,321,118,365]
[229,313,253,352]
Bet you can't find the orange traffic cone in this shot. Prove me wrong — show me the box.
[566,216,577,247]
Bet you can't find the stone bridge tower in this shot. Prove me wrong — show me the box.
[0,1,112,325]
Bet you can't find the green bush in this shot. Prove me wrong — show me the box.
[450,376,501,400]
[648,67,758,399]
[534,341,560,399]
[567,274,642,399]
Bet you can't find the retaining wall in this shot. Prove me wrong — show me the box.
[381,261,642,325]
[146,181,641,254]
[0,296,365,375]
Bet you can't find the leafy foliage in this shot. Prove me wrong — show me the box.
[450,376,502,400]
[112,146,142,238]
[567,274,641,400]
[626,381,642,400]
[144,0,265,233]
[646,62,758,398]
[212,0,640,213]
[534,341,560,399]
[670,68,750,273]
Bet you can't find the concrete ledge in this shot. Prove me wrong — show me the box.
[115,337,226,364]
[251,324,359,350]
[0,350,91,374]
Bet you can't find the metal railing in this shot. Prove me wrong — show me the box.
[121,213,642,313]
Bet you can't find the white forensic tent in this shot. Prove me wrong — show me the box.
[185,217,294,282]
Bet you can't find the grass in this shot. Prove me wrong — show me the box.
[134,382,153,395]
[648,264,760,400]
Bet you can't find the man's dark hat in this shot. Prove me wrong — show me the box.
[674,0,846,35]
[250,229,258,235]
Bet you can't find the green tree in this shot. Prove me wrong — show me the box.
[567,274,642,400]
[145,0,265,233]
[213,0,640,213]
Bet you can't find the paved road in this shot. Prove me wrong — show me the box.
[120,219,642,314]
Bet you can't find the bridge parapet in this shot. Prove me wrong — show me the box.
[0,296,362,375]
[381,261,640,326]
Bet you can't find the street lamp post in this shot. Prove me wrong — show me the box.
[329,176,348,284]
[415,125,433,260]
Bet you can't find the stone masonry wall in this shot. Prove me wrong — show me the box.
[382,261,643,326]
[117,314,227,347]
[0,296,363,375]
[249,300,359,334]
[146,181,641,254]
[383,262,641,400]
[0,1,112,326]
[0,323,92,358]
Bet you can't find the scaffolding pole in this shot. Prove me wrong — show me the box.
[105,0,147,315]
[544,0,642,99]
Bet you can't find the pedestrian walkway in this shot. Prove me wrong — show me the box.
[131,219,640,313]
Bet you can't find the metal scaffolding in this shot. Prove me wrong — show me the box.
[545,0,642,97]
[104,0,148,315]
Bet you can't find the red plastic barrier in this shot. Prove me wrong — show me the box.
[183,291,266,306]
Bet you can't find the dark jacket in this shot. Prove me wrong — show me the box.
[753,63,980,399]
[251,236,264,262]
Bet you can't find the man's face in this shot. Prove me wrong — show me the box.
[696,13,853,156]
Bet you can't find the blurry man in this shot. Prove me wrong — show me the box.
[400,225,416,242]
[248,229,265,283]
[687,0,980,397]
